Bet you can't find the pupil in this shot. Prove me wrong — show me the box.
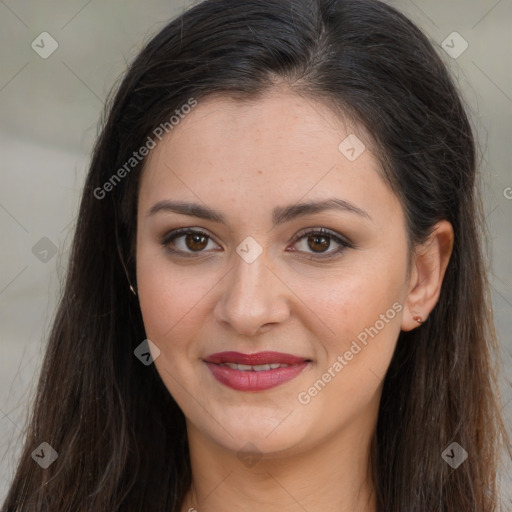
[309,235,329,253]
[186,233,208,251]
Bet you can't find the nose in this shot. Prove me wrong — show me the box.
[213,247,290,337]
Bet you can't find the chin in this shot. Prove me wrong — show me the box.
[199,416,308,457]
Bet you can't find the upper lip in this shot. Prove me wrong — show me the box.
[204,351,310,365]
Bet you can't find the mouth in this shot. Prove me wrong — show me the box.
[203,351,312,391]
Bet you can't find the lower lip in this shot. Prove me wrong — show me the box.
[205,362,309,391]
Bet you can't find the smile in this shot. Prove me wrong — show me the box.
[220,362,293,371]
[203,351,311,391]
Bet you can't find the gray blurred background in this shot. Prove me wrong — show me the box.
[0,0,511,506]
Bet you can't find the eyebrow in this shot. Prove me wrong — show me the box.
[147,198,371,225]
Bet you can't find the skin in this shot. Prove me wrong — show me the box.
[135,86,453,512]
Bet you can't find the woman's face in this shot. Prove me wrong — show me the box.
[136,89,411,457]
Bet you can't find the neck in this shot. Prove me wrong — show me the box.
[181,420,378,512]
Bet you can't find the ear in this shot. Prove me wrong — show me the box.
[401,220,454,332]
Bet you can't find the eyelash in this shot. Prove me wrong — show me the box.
[161,227,353,260]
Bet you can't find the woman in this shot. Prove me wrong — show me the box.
[2,0,510,510]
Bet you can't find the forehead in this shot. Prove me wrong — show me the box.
[138,89,400,224]
[150,90,366,163]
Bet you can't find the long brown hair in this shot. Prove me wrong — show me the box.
[2,0,510,510]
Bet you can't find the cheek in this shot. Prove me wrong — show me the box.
[136,258,205,402]
[137,260,198,345]
[310,253,407,386]
[136,234,177,339]
[311,261,405,341]
[294,277,403,433]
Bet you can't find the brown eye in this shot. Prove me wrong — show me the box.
[292,228,352,259]
[184,233,209,251]
[307,234,331,253]
[162,228,218,255]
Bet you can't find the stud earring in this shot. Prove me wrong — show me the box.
[413,315,423,324]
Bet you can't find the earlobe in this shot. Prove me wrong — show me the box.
[401,220,454,332]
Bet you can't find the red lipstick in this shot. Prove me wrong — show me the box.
[204,351,310,391]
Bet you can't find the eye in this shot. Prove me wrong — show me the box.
[161,228,220,256]
[161,227,353,259]
[290,228,352,259]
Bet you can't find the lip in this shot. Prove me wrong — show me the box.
[204,351,311,392]
[204,351,309,365]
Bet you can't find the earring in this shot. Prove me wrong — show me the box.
[413,315,423,324]
[129,284,137,296]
